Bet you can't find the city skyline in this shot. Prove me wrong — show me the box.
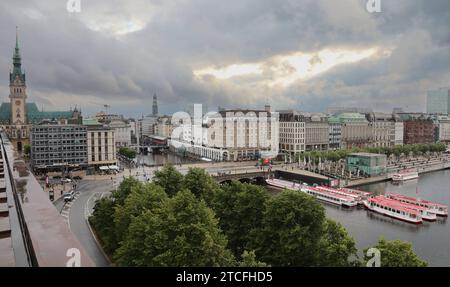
[0,1,449,117]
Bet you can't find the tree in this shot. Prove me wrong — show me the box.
[89,197,118,254]
[251,190,326,266]
[23,144,31,156]
[113,177,142,206]
[318,219,358,267]
[183,167,220,205]
[238,251,269,267]
[114,183,168,243]
[114,190,235,267]
[212,181,269,258]
[119,147,137,159]
[153,164,184,197]
[363,238,427,267]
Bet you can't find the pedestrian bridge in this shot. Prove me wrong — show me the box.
[213,171,268,184]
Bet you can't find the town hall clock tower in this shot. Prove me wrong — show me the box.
[9,27,27,125]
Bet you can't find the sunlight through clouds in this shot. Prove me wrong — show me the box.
[194,47,390,88]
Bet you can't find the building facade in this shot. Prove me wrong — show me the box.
[403,118,435,145]
[84,119,117,167]
[30,124,87,170]
[365,113,403,148]
[346,153,387,177]
[109,119,131,147]
[328,116,342,150]
[332,113,372,149]
[427,88,450,115]
[170,106,279,161]
[155,116,174,139]
[278,111,306,158]
[394,122,404,145]
[304,114,329,151]
[436,115,450,143]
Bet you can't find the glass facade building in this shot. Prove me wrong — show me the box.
[427,88,450,115]
[346,153,387,177]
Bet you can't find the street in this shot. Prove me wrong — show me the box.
[54,180,111,267]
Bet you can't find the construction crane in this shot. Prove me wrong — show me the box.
[89,102,111,115]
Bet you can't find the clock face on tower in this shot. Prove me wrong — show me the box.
[15,100,21,106]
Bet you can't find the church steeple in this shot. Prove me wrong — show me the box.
[10,26,25,84]
[152,93,158,116]
[9,27,27,126]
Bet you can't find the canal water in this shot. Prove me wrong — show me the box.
[322,169,450,266]
[136,152,194,166]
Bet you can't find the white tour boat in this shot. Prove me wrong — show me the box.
[363,196,423,224]
[265,178,303,190]
[375,196,436,221]
[317,186,370,204]
[301,186,358,207]
[386,193,448,217]
[392,170,419,182]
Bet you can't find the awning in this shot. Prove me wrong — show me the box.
[99,166,109,171]
[108,165,119,170]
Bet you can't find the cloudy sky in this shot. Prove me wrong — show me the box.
[0,0,449,117]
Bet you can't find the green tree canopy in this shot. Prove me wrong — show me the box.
[113,177,142,206]
[212,181,269,258]
[318,219,358,267]
[153,164,184,197]
[114,190,235,267]
[90,197,117,254]
[364,238,427,267]
[114,183,168,243]
[183,167,220,205]
[119,147,137,159]
[251,190,326,266]
[238,250,269,267]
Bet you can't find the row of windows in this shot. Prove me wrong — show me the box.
[33,159,87,165]
[370,202,414,217]
[33,128,86,133]
[33,147,87,152]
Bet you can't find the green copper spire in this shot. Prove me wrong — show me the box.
[10,26,25,84]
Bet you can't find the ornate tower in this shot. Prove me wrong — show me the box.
[9,27,27,125]
[152,93,158,116]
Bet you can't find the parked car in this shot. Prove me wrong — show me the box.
[63,191,75,202]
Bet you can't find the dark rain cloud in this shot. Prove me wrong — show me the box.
[0,0,448,117]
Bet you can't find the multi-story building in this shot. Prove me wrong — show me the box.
[303,113,329,151]
[278,111,306,157]
[137,115,158,142]
[436,115,450,143]
[83,119,117,168]
[394,121,404,146]
[30,123,87,170]
[427,88,450,115]
[155,116,174,139]
[170,106,279,161]
[366,113,400,147]
[327,107,372,115]
[331,113,372,149]
[328,116,342,150]
[401,114,435,145]
[109,119,131,147]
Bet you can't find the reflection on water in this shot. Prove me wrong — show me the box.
[136,152,195,166]
[330,170,450,267]
[265,170,450,266]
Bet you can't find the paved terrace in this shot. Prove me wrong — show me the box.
[0,132,94,267]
